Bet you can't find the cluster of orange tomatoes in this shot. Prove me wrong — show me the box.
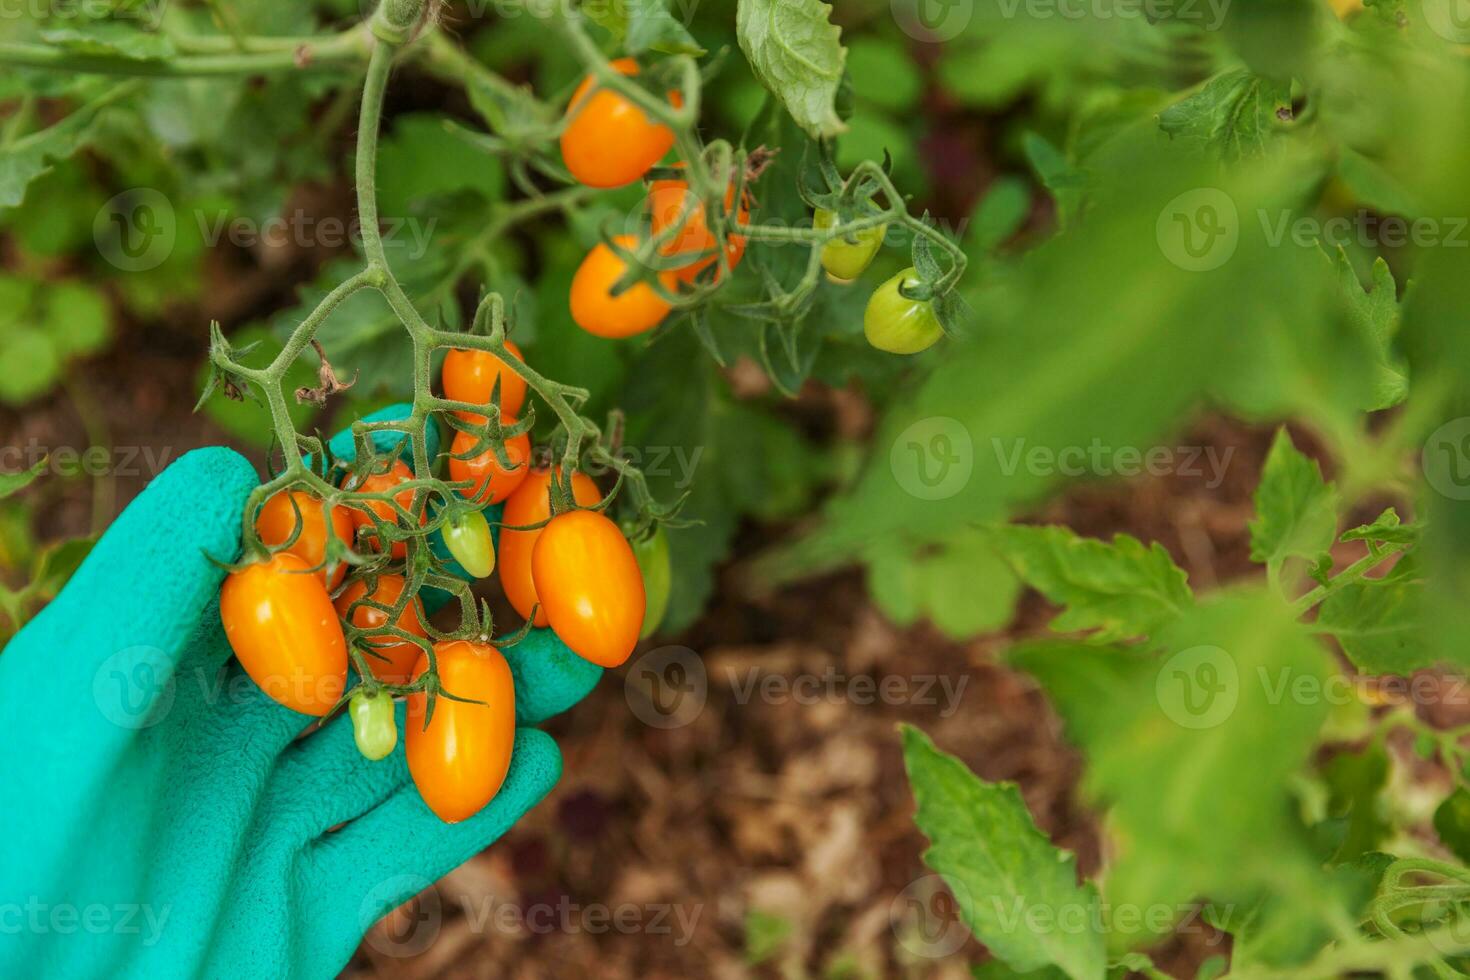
[561,58,749,339]
[218,343,658,824]
[559,58,944,355]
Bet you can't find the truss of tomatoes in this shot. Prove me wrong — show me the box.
[560,59,943,355]
[219,342,666,824]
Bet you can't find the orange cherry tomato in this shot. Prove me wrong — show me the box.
[570,235,678,339]
[447,423,532,505]
[560,58,678,189]
[346,459,425,558]
[442,340,528,420]
[531,508,645,668]
[334,574,428,684]
[649,167,750,283]
[220,552,348,716]
[499,468,601,627]
[255,489,354,589]
[406,639,516,824]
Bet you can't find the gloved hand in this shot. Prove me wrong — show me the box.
[0,404,601,979]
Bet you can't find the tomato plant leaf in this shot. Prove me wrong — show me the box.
[1340,507,1418,547]
[736,0,847,140]
[1333,249,1406,410]
[902,725,1108,980]
[1010,593,1336,945]
[1315,554,1426,675]
[1157,69,1292,160]
[864,528,1021,639]
[987,525,1191,643]
[0,81,136,209]
[584,0,704,56]
[1248,428,1338,582]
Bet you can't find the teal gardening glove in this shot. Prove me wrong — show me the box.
[0,405,602,978]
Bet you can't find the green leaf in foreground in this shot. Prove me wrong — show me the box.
[1157,69,1292,160]
[1333,249,1406,410]
[987,524,1191,643]
[736,0,847,139]
[902,725,1107,980]
[1009,592,1335,947]
[1248,428,1338,581]
[865,528,1021,639]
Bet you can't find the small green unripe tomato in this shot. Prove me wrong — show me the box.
[864,268,944,355]
[631,525,672,639]
[814,208,887,280]
[350,689,398,761]
[442,508,495,578]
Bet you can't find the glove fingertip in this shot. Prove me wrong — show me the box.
[500,628,603,725]
[326,402,440,468]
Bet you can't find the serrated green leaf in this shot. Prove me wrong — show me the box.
[1333,249,1406,410]
[1315,554,1426,675]
[1010,593,1335,944]
[1157,69,1292,160]
[903,725,1107,980]
[584,0,704,55]
[865,528,1021,639]
[987,525,1191,642]
[736,0,847,140]
[1248,429,1338,579]
[1340,507,1418,546]
[0,82,135,209]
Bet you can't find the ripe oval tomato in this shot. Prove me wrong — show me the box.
[814,208,887,281]
[346,459,425,558]
[334,574,427,684]
[864,268,944,355]
[442,508,495,578]
[649,168,750,283]
[407,639,516,824]
[632,525,671,639]
[255,489,355,589]
[448,425,531,505]
[350,689,398,761]
[220,552,347,716]
[499,468,601,627]
[532,508,645,668]
[442,340,527,420]
[560,58,678,189]
[570,235,677,339]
